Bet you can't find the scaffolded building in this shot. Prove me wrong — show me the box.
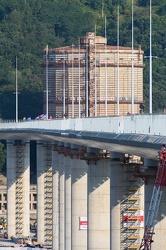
[42,32,144,118]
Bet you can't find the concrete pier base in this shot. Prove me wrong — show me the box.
[88,158,110,250]
[7,140,30,238]
[64,154,71,250]
[52,148,59,250]
[59,153,65,249]
[110,153,123,250]
[71,158,87,250]
[37,142,52,246]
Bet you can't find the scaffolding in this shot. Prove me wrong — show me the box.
[121,156,144,250]
[15,143,24,236]
[44,144,52,247]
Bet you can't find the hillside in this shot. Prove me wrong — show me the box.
[0,0,165,119]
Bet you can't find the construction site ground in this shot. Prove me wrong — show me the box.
[0,237,23,247]
[0,238,49,249]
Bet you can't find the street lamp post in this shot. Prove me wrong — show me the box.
[72,44,75,118]
[123,70,128,115]
[144,55,158,113]
[94,25,97,117]
[78,39,81,118]
[117,6,120,116]
[105,15,108,116]
[15,56,18,122]
[85,41,89,118]
[149,0,152,114]
[46,45,49,119]
[63,51,66,118]
[131,0,134,115]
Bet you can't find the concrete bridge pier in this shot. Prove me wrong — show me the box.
[58,150,65,249]
[52,144,61,250]
[52,145,113,250]
[7,140,30,238]
[87,148,110,250]
[64,143,72,250]
[52,143,88,250]
[71,147,87,250]
[110,152,145,250]
[110,152,124,250]
[36,141,52,247]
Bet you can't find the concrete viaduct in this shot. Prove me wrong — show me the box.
[1,114,166,250]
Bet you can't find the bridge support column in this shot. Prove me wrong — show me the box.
[64,153,72,250]
[52,148,60,250]
[110,152,124,250]
[59,153,65,249]
[37,142,52,247]
[7,140,30,238]
[87,149,110,250]
[71,157,88,250]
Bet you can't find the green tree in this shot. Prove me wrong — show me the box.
[0,0,165,116]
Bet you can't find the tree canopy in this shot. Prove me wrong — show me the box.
[0,0,165,118]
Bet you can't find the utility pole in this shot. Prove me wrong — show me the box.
[63,51,66,118]
[72,44,75,118]
[94,25,97,117]
[78,39,81,118]
[105,15,107,116]
[131,0,134,115]
[15,56,18,122]
[102,0,104,18]
[117,6,120,116]
[149,0,152,114]
[46,45,49,119]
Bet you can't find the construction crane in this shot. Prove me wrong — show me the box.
[139,145,166,250]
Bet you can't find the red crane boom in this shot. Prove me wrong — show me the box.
[139,147,166,250]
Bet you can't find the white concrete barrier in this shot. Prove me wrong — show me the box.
[0,114,165,136]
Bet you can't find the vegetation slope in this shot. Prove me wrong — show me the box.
[0,0,165,120]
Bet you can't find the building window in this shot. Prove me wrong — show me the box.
[33,194,37,202]
[3,194,7,201]
[33,204,37,210]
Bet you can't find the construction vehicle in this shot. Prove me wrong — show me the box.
[139,146,166,249]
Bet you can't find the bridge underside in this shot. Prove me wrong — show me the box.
[0,129,161,160]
